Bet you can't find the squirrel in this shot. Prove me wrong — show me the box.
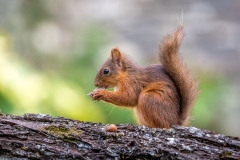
[89,25,198,128]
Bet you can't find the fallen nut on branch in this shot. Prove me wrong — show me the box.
[105,124,117,132]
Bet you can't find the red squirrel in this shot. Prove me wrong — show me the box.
[89,25,198,128]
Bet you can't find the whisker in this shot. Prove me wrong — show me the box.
[105,105,115,118]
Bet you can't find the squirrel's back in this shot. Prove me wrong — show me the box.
[159,25,198,125]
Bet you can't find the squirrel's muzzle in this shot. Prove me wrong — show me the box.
[94,82,99,87]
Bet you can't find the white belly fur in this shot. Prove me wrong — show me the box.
[134,107,147,126]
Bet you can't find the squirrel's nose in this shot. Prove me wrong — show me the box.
[94,82,99,87]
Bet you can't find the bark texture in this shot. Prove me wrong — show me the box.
[0,113,239,160]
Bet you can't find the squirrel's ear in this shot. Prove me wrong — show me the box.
[111,47,122,67]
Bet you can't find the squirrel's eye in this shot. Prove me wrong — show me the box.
[103,69,110,75]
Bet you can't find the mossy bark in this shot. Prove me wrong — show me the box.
[0,113,239,160]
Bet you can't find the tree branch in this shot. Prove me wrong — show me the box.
[0,113,239,160]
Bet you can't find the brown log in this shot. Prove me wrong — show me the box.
[0,112,239,160]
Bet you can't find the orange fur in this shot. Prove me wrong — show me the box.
[91,25,198,128]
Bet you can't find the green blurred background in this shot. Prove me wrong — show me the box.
[0,0,240,137]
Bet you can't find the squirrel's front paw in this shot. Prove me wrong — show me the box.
[89,89,106,101]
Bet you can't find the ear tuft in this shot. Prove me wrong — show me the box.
[111,47,122,67]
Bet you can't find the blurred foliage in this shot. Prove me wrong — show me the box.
[192,74,226,132]
[21,1,51,28]
[0,32,106,122]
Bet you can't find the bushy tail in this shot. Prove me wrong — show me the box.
[159,25,198,125]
